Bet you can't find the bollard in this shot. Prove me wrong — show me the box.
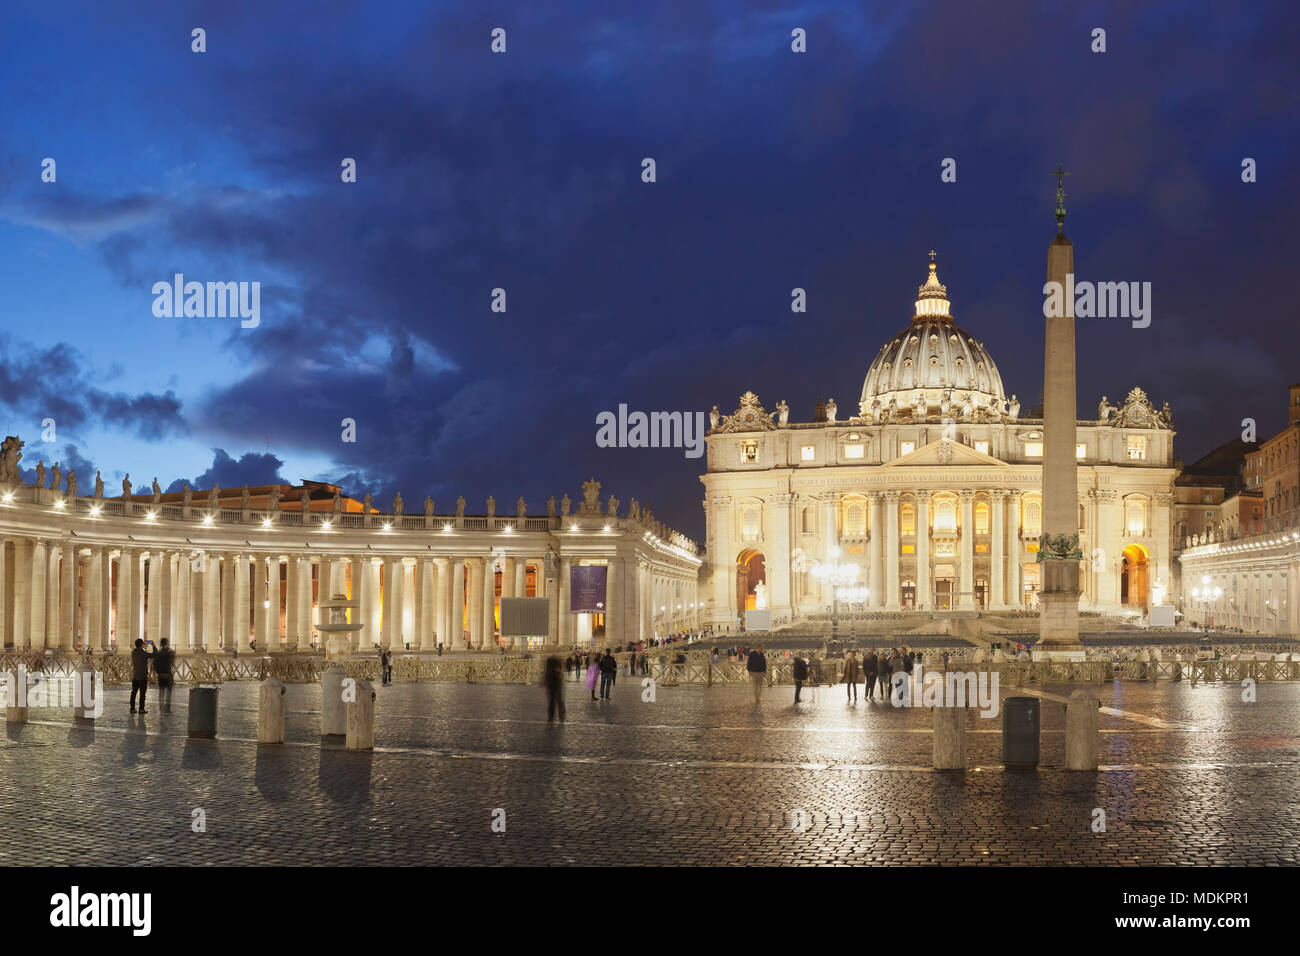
[932,705,966,770]
[4,670,30,724]
[187,685,219,739]
[320,664,346,738]
[258,677,286,743]
[1001,696,1039,770]
[346,679,375,750]
[74,660,99,725]
[1065,689,1100,770]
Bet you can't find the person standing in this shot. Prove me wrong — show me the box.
[585,654,600,700]
[842,650,861,703]
[598,648,617,700]
[792,655,808,703]
[153,637,176,714]
[543,655,566,722]
[129,638,155,714]
[878,652,893,705]
[747,644,767,706]
[864,648,879,700]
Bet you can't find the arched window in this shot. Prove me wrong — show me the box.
[742,507,760,540]
[1024,501,1042,535]
[975,501,989,534]
[1079,503,1086,529]
[845,503,866,535]
[801,507,814,535]
[935,499,956,532]
[901,504,915,535]
[1126,499,1145,535]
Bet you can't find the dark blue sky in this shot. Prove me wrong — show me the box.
[1,0,1295,540]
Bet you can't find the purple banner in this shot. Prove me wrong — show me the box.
[570,565,607,614]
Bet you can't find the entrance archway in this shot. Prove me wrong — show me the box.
[736,549,766,611]
[1121,543,1150,609]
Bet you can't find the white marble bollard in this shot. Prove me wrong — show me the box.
[346,679,375,751]
[321,664,346,737]
[258,677,286,743]
[1065,689,1100,771]
[932,705,966,770]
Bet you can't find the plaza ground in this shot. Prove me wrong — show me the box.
[2,676,1298,866]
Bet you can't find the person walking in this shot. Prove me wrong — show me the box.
[543,655,566,722]
[842,650,861,703]
[864,649,879,700]
[153,637,176,714]
[792,655,808,703]
[129,638,155,714]
[585,654,600,700]
[598,648,617,700]
[747,644,767,706]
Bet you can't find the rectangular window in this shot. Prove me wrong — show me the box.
[800,445,815,462]
[1127,436,1147,460]
[901,544,914,554]
[899,440,915,456]
[843,444,864,459]
[741,441,758,464]
[974,440,989,455]
[1075,443,1086,459]
[1025,442,1043,457]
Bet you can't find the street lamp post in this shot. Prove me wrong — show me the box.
[813,547,863,646]
[1189,575,1222,635]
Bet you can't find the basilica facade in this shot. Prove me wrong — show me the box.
[700,258,1177,629]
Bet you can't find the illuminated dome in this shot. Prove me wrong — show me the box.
[858,256,1008,418]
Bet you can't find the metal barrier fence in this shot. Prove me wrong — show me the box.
[4,650,1296,687]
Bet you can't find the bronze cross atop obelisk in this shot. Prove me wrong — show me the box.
[1051,163,1070,232]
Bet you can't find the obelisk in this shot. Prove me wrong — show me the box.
[1036,165,1084,659]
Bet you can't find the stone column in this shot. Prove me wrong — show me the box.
[766,493,793,618]
[605,557,621,647]
[821,493,839,564]
[884,492,901,610]
[1153,492,1173,599]
[706,495,733,629]
[916,492,931,608]
[29,540,47,651]
[450,558,466,649]
[514,559,527,598]
[158,550,174,644]
[297,556,313,649]
[990,490,1007,609]
[380,556,396,649]
[60,543,77,650]
[11,539,30,649]
[349,556,366,652]
[867,493,885,609]
[467,558,483,648]
[0,538,6,649]
[1007,492,1023,607]
[41,541,59,651]
[483,556,497,649]
[235,554,252,652]
[433,557,449,646]
[959,490,976,609]
[401,559,416,648]
[252,555,268,653]
[283,554,299,648]
[558,556,572,644]
[1096,491,1121,609]
[175,552,191,651]
[85,546,103,651]
[419,558,436,649]
[120,549,138,649]
[201,553,219,651]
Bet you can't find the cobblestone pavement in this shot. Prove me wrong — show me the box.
[2,674,1298,865]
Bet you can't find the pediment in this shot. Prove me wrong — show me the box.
[883,438,1006,467]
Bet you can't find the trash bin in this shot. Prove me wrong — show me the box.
[1002,696,1039,770]
[187,685,219,739]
